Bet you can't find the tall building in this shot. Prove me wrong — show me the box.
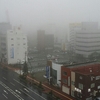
[45,34,54,49]
[75,22,99,57]
[0,22,12,61]
[6,28,28,64]
[37,30,54,51]
[37,30,45,51]
[0,34,7,61]
[75,30,100,57]
[69,23,81,51]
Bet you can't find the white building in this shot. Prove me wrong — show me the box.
[75,30,100,57]
[52,62,62,87]
[69,23,81,51]
[6,28,28,64]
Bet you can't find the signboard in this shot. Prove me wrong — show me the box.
[10,48,14,58]
[46,66,49,79]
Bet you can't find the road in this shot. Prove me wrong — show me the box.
[0,66,48,100]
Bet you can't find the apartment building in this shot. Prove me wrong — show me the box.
[6,28,28,64]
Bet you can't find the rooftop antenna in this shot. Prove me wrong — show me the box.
[6,10,10,23]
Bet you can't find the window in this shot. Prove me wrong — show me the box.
[11,44,14,46]
[71,81,75,85]
[88,88,91,92]
[96,76,100,80]
[63,79,67,84]
[80,76,82,79]
[11,38,13,40]
[90,69,92,72]
[23,38,25,40]
[98,86,100,89]
[91,77,93,81]
[91,83,95,88]
[63,71,67,76]
[79,83,83,90]
[23,43,26,45]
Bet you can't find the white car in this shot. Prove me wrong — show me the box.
[15,90,21,94]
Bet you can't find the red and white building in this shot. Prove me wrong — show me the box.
[47,61,100,100]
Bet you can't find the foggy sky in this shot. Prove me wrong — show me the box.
[0,0,100,35]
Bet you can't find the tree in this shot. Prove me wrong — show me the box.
[23,61,28,76]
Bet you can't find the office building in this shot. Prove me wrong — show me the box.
[37,30,45,51]
[6,28,28,64]
[75,22,99,57]
[69,23,81,51]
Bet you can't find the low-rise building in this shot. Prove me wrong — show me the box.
[47,60,100,100]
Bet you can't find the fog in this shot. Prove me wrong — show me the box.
[0,0,100,40]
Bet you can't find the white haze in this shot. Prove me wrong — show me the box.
[0,0,100,40]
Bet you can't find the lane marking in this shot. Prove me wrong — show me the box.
[3,77,7,80]
[13,79,47,100]
[2,93,8,99]
[4,90,8,94]
[0,81,24,100]
[20,89,35,100]
[23,88,29,93]
[10,82,15,86]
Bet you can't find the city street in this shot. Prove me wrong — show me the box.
[0,66,48,100]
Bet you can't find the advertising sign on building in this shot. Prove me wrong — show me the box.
[10,48,14,58]
[46,66,50,79]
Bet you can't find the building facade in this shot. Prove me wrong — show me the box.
[45,34,54,49]
[69,23,81,51]
[0,34,7,62]
[37,30,54,52]
[75,30,100,57]
[37,30,45,52]
[6,28,28,64]
[0,22,12,61]
[61,62,100,100]
[75,22,99,57]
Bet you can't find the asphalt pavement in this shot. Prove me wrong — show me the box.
[0,66,48,100]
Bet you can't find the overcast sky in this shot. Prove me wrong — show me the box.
[0,0,100,36]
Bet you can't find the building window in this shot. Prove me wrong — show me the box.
[79,76,82,79]
[63,79,67,84]
[71,81,75,85]
[91,83,95,88]
[63,71,67,76]
[79,83,83,90]
[11,38,13,40]
[23,38,25,40]
[90,69,92,72]
[11,44,14,46]
[23,43,26,45]
[88,88,91,92]
[98,86,100,89]
[96,76,100,80]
